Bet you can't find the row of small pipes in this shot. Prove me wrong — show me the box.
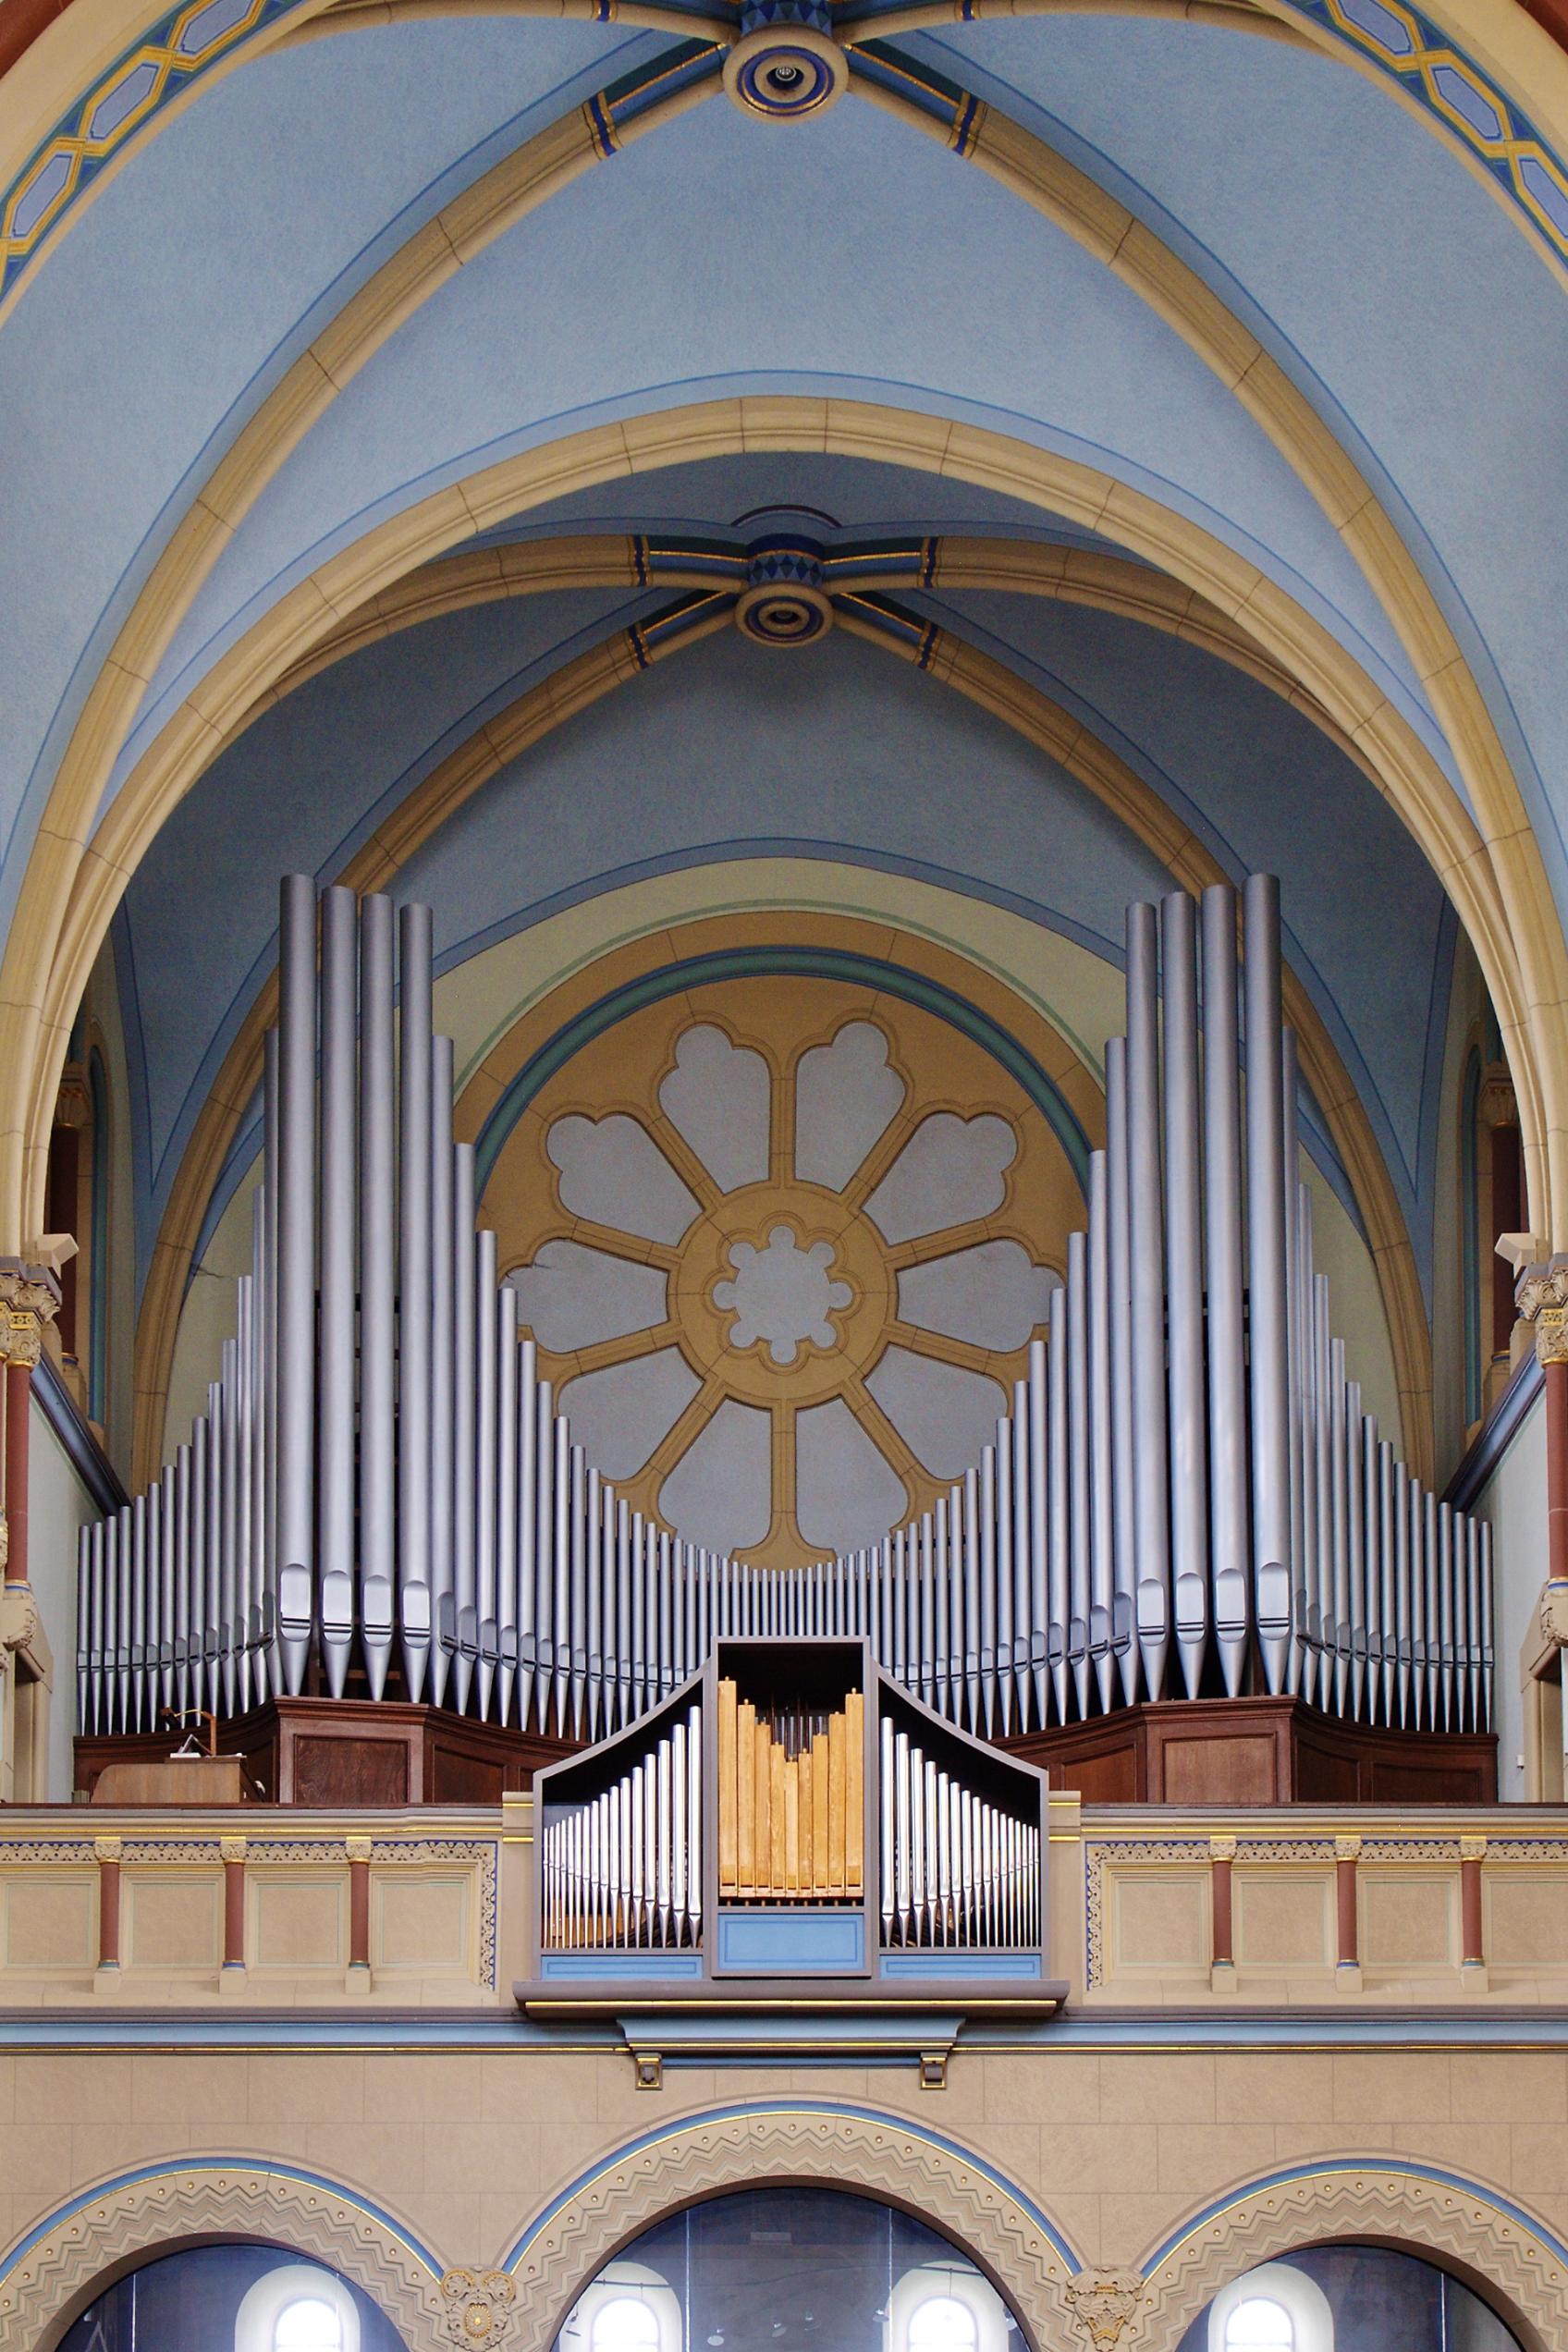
[78,874,1493,1746]
[880,1715,1039,1949]
[542,1703,703,1950]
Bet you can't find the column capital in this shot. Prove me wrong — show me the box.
[0,1256,63,1367]
[1207,1834,1237,1862]
[1461,1834,1488,1863]
[345,1834,374,1863]
[220,1836,248,1866]
[1335,1833,1363,1862]
[93,1836,122,1865]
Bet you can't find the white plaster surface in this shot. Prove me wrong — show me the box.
[557,1347,700,1479]
[507,1239,668,1352]
[715,1230,851,1366]
[657,1024,770,1194]
[659,1398,772,1553]
[898,1241,1060,1352]
[864,1113,1016,1244]
[796,1397,909,1554]
[865,1344,1009,1478]
[794,1021,906,1192]
[547,1113,698,1244]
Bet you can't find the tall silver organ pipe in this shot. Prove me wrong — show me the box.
[79,875,1497,1748]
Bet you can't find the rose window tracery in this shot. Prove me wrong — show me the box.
[496,976,1073,1568]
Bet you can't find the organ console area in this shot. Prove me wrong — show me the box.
[522,1639,1060,2031]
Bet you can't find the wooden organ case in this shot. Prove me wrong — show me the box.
[518,1640,1066,2073]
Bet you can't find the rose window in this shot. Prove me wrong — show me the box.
[499,977,1072,1567]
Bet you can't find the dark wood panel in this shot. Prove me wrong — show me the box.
[1009,1695,1497,1806]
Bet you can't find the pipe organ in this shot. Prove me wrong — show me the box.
[78,872,1494,1761]
[533,1641,1047,1982]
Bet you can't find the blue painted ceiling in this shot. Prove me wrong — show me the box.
[6,0,1563,1380]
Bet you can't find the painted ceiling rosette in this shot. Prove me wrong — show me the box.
[498,975,1071,1566]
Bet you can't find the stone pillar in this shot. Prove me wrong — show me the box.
[1512,1258,1568,1788]
[1461,1833,1488,1991]
[0,1259,63,1592]
[95,1834,122,1987]
[221,1835,248,1991]
[1208,1834,1236,1993]
[1335,1833,1361,1991]
[347,1833,372,1988]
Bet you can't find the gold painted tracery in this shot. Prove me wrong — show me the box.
[484,972,1079,1564]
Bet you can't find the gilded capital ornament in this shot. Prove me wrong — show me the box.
[220,1836,248,1865]
[1207,1835,1237,1862]
[1513,1253,1568,1330]
[1461,1835,1488,1863]
[1064,2272,1145,2349]
[1335,1833,1362,1862]
[93,1836,122,1865]
[1537,1305,1568,1368]
[439,2269,519,2348]
[345,1834,374,1863]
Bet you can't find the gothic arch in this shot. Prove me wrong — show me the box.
[1133,2160,1568,2352]
[496,2102,1082,2352]
[0,2157,446,2352]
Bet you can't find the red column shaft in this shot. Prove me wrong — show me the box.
[1336,1856,1359,1968]
[5,1357,30,1586]
[1210,1856,1233,1966]
[223,1857,246,1968]
[97,1851,121,1969]
[1549,1356,1568,1588]
[349,1857,371,1970]
[1462,1855,1486,1966]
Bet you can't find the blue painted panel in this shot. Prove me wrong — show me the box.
[539,1950,704,1979]
[716,1909,865,1974]
[878,1952,1042,1980]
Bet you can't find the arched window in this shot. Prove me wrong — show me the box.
[234,2262,361,2352]
[888,2262,1010,2352]
[592,2298,662,2352]
[907,2295,979,2352]
[557,2261,681,2352]
[1207,2265,1330,2352]
[1223,2297,1293,2351]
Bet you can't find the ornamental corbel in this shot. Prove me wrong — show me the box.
[0,1582,40,1655]
[1064,2272,1145,2349]
[438,2268,519,2348]
[1539,1583,1568,1650]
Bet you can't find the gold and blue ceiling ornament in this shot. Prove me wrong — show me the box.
[624,533,942,667]
[724,0,850,117]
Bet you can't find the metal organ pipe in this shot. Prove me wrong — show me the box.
[275,874,317,1695]
[80,874,1500,1758]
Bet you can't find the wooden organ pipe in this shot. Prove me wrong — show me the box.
[80,874,1498,1750]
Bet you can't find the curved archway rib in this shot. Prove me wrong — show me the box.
[3,62,1559,1297]
[129,582,1432,1487]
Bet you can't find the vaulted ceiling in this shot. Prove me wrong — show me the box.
[6,0,1568,1479]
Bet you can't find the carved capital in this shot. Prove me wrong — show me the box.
[0,1582,40,1655]
[1335,1834,1362,1862]
[220,1836,248,1866]
[1461,1835,1488,1864]
[439,2269,519,2348]
[345,1835,374,1864]
[1537,1305,1568,1367]
[93,1837,122,1866]
[1513,1252,1568,1326]
[1540,1583,1568,1651]
[1064,2272,1145,2349]
[1207,1835,1236,1863]
[0,1259,62,1340]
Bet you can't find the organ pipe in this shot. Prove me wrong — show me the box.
[80,875,1497,1750]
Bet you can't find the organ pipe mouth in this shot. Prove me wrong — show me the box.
[77,875,1495,1759]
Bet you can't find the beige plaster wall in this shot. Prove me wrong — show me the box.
[2,2042,1567,2316]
